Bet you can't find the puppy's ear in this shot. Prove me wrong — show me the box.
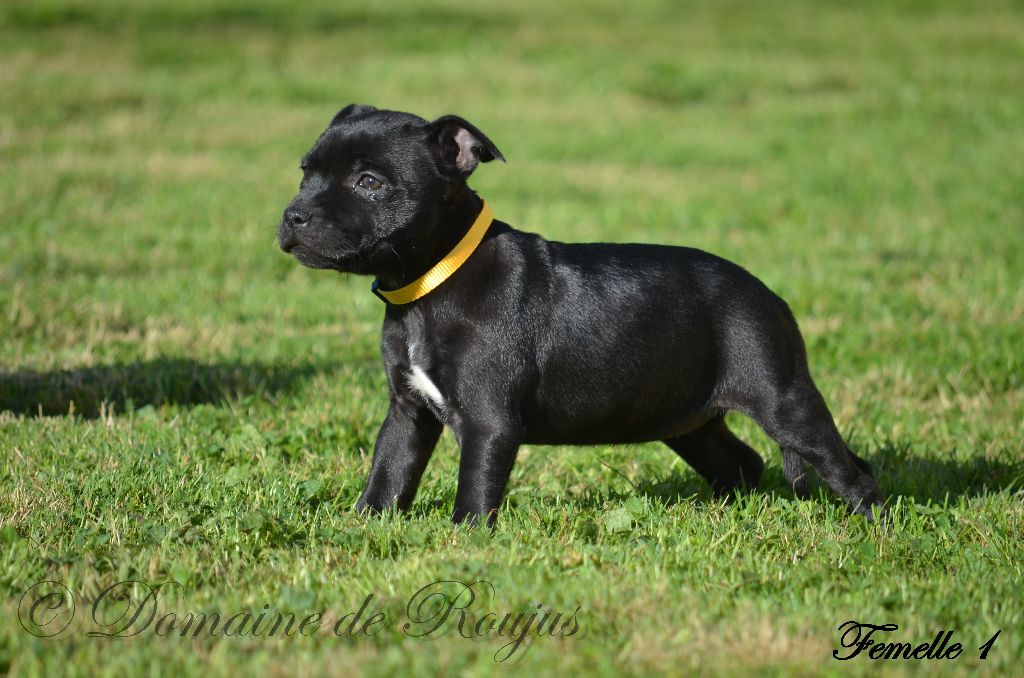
[329,103,377,127]
[429,115,505,178]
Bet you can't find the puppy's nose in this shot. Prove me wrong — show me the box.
[284,208,310,228]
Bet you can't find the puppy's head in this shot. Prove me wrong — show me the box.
[278,104,504,275]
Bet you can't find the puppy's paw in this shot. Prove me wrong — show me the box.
[451,506,498,529]
[852,497,889,524]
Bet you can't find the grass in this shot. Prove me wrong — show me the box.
[1,0,1022,675]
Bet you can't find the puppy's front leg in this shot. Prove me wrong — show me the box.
[356,400,442,515]
[451,425,522,528]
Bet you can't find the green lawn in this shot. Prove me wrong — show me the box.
[1,0,1022,675]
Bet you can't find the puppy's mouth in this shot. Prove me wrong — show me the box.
[284,243,358,271]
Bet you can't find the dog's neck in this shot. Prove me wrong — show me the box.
[375,187,485,291]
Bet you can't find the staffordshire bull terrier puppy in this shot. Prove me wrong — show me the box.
[278,104,884,526]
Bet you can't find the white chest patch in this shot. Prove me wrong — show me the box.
[407,365,445,411]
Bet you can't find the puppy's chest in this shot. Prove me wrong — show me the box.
[403,340,448,417]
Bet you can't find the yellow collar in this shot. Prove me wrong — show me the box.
[372,200,494,304]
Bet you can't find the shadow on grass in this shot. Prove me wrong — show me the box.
[631,442,1023,508]
[0,358,326,418]
[336,438,1024,527]
[868,442,1024,504]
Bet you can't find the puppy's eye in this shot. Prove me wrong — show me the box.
[357,174,383,191]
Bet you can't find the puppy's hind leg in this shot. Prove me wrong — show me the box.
[747,376,884,519]
[847,447,875,477]
[782,449,812,499]
[663,417,764,497]
[783,439,874,500]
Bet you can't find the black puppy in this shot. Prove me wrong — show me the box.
[278,104,884,526]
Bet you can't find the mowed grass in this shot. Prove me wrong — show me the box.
[1,0,1022,675]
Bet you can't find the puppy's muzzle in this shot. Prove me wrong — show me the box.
[279,207,310,252]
